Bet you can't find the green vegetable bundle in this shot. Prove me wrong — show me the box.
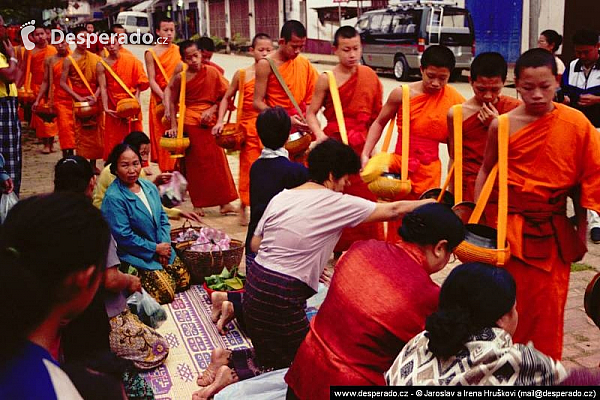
[205,266,246,291]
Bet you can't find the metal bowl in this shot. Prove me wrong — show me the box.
[381,172,402,180]
[464,223,497,249]
[420,188,455,207]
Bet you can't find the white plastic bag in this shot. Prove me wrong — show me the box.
[0,192,18,224]
[127,288,168,328]
[159,171,188,208]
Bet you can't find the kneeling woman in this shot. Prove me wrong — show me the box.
[386,263,567,386]
[102,144,190,304]
[194,139,432,398]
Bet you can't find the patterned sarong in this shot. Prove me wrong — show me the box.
[0,97,21,195]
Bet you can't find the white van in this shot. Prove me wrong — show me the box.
[116,11,150,34]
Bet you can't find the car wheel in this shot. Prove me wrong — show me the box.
[393,55,409,81]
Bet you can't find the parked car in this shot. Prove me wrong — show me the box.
[356,0,475,81]
[116,11,151,35]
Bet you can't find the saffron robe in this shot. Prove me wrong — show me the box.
[238,73,262,205]
[461,96,520,226]
[68,51,104,160]
[51,56,75,150]
[148,44,180,171]
[183,65,238,207]
[205,60,224,75]
[102,53,149,160]
[30,46,58,138]
[265,55,318,116]
[387,85,464,242]
[322,66,385,251]
[503,104,600,360]
[285,240,440,397]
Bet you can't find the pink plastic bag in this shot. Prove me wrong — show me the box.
[159,171,188,208]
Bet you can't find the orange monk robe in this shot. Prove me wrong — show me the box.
[461,95,521,226]
[51,57,75,150]
[102,53,149,160]
[68,51,104,160]
[237,76,262,205]
[148,44,180,171]
[387,85,464,242]
[502,104,600,360]
[30,46,58,138]
[204,60,224,75]
[265,55,318,119]
[183,65,238,207]
[322,65,385,251]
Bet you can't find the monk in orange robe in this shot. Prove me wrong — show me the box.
[198,36,225,75]
[29,26,58,153]
[144,18,181,172]
[33,39,74,157]
[363,45,464,242]
[165,41,237,215]
[97,38,149,160]
[307,26,384,252]
[213,33,274,225]
[448,52,520,226]
[61,27,103,169]
[254,20,318,162]
[476,49,600,360]
[110,25,134,57]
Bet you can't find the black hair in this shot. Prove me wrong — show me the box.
[470,52,508,82]
[399,202,465,250]
[540,29,563,53]
[514,48,557,79]
[72,26,87,36]
[425,263,516,359]
[54,156,94,193]
[197,36,216,52]
[251,33,272,48]
[124,131,150,149]
[0,193,110,356]
[280,20,307,42]
[111,24,125,32]
[85,22,95,28]
[256,106,291,149]
[333,26,358,47]
[572,29,599,46]
[107,143,142,176]
[421,45,455,72]
[156,17,174,28]
[307,138,360,184]
[179,39,197,59]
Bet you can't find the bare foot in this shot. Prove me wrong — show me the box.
[216,301,235,335]
[194,207,206,217]
[196,348,231,387]
[238,206,249,226]
[41,147,50,154]
[193,365,239,399]
[219,203,237,215]
[210,291,228,323]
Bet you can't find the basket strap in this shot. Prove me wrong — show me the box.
[468,164,498,224]
[380,118,395,153]
[437,164,454,202]
[236,68,245,126]
[48,58,55,104]
[149,49,169,84]
[497,114,509,258]
[326,70,349,145]
[100,59,137,100]
[68,55,95,98]
[177,67,186,139]
[452,104,463,204]
[267,58,305,119]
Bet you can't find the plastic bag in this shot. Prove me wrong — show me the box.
[0,192,18,224]
[159,171,188,208]
[127,289,168,329]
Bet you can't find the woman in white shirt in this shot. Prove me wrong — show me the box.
[538,29,566,78]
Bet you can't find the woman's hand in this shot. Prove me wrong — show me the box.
[127,275,142,293]
[154,172,173,186]
[156,242,172,257]
[179,210,203,223]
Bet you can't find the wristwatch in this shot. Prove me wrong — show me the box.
[9,57,17,63]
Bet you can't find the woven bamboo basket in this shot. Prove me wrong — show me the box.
[180,239,244,284]
[18,88,35,105]
[35,104,57,122]
[216,123,244,150]
[367,173,412,201]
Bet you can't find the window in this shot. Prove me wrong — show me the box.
[390,11,420,35]
[126,16,149,27]
[370,13,393,34]
[356,15,370,32]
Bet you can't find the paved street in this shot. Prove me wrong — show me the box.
[19,45,600,370]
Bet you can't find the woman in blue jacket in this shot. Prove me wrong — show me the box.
[102,143,190,304]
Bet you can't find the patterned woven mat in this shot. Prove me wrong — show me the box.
[141,285,252,399]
